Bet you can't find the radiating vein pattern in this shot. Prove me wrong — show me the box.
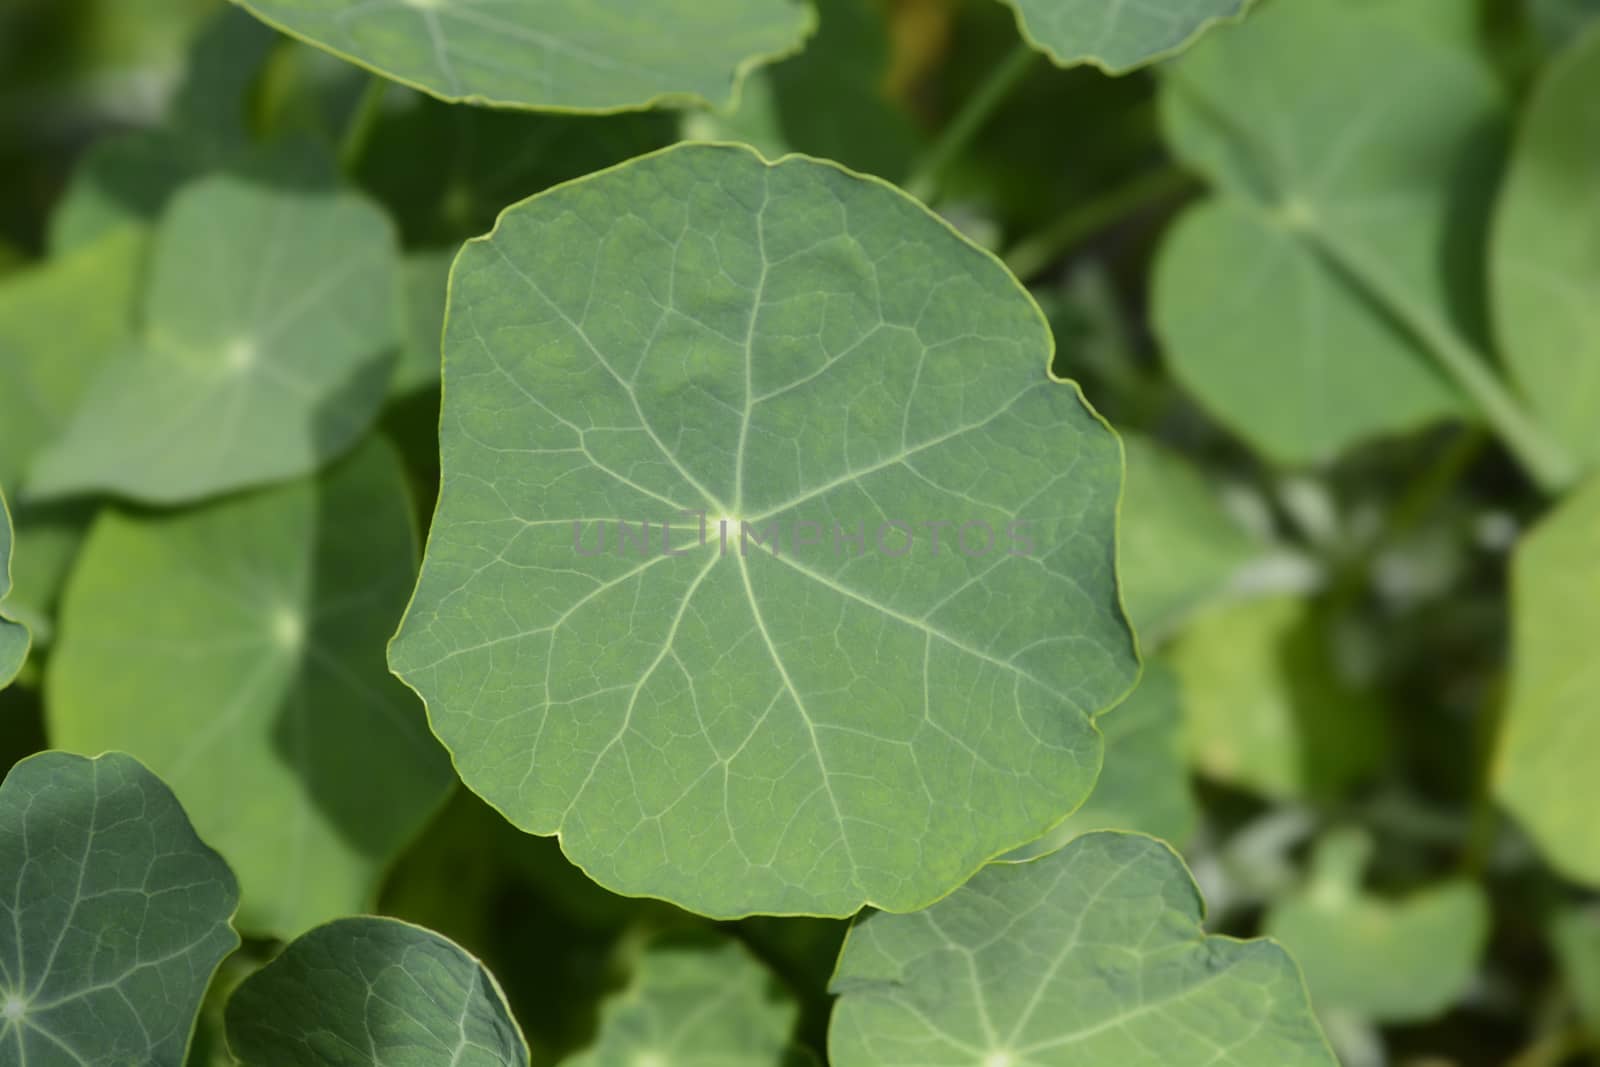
[226,917,528,1066]
[230,0,815,112]
[390,143,1137,918]
[0,752,239,1067]
[829,832,1336,1066]
[1003,0,1248,71]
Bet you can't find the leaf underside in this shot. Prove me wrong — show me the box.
[1000,0,1249,72]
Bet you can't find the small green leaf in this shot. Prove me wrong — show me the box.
[48,438,453,937]
[0,488,29,689]
[227,0,816,113]
[0,751,240,1066]
[393,248,453,396]
[1550,908,1600,1036]
[1155,0,1499,463]
[1005,662,1196,860]
[1264,829,1488,1023]
[562,939,800,1067]
[829,831,1336,1066]
[1492,24,1600,473]
[998,0,1249,72]
[389,142,1137,918]
[30,150,401,504]
[1495,476,1600,886]
[225,916,528,1066]
[1172,595,1386,800]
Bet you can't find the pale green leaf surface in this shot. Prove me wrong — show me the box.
[1264,829,1488,1022]
[1117,433,1256,641]
[829,831,1336,1066]
[29,156,401,505]
[48,439,454,938]
[0,489,28,689]
[389,142,1137,918]
[1155,0,1497,463]
[1492,24,1600,471]
[998,0,1248,72]
[1172,595,1385,800]
[227,0,816,112]
[393,247,453,395]
[0,751,240,1066]
[1005,662,1195,860]
[1550,908,1600,1035]
[1495,476,1600,885]
[562,940,799,1067]
[225,917,528,1066]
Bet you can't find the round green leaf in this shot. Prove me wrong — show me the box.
[1495,475,1600,885]
[227,0,816,113]
[225,916,528,1065]
[1155,0,1496,463]
[1492,23,1600,473]
[828,831,1336,1066]
[29,155,401,505]
[1000,0,1249,72]
[48,438,453,937]
[0,488,28,689]
[389,142,1137,918]
[0,751,240,1066]
[562,939,800,1067]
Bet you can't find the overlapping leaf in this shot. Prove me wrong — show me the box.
[1155,0,1497,464]
[1492,24,1600,472]
[0,489,29,689]
[390,142,1137,918]
[30,149,400,505]
[0,751,239,1066]
[1495,476,1600,885]
[999,0,1249,72]
[1264,829,1488,1022]
[48,439,453,937]
[829,831,1336,1066]
[226,917,528,1065]
[228,0,816,112]
[563,940,800,1067]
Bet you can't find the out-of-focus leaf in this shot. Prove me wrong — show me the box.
[829,831,1336,1066]
[688,0,920,182]
[1550,908,1600,1036]
[1004,661,1196,860]
[561,940,801,1067]
[1492,23,1600,473]
[47,439,453,938]
[1495,476,1600,886]
[1155,0,1498,463]
[1264,829,1488,1023]
[388,142,1137,919]
[0,489,29,689]
[393,248,452,396]
[227,0,816,112]
[1530,0,1600,47]
[225,917,528,1066]
[1118,433,1257,641]
[0,751,239,1066]
[999,0,1249,72]
[30,149,401,505]
[1172,595,1386,799]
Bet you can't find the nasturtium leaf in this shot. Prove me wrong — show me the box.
[0,751,240,1066]
[389,142,1137,918]
[563,939,800,1067]
[29,151,401,505]
[1155,0,1498,464]
[1531,0,1600,47]
[1118,433,1257,642]
[1550,909,1600,1034]
[225,916,528,1066]
[0,489,29,689]
[227,0,816,113]
[1492,23,1600,472]
[1006,662,1195,860]
[998,0,1249,72]
[829,831,1336,1066]
[1172,595,1385,800]
[1495,476,1600,885]
[48,439,453,937]
[393,248,453,396]
[1264,829,1488,1023]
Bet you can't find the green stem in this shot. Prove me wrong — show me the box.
[338,75,389,176]
[904,43,1037,203]
[1003,165,1197,280]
